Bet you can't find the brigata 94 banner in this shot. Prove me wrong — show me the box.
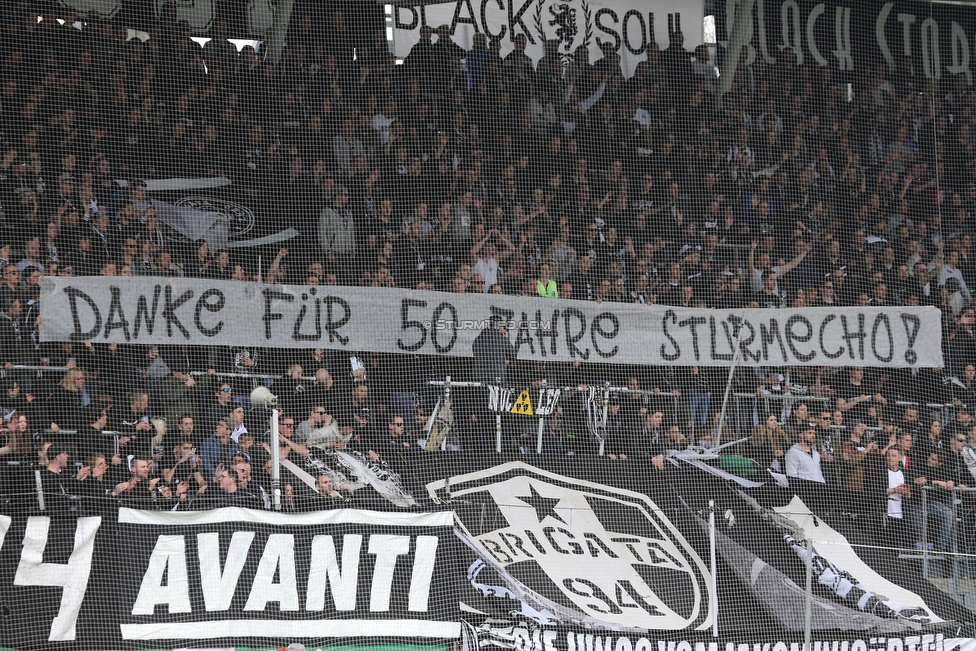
[38,277,944,367]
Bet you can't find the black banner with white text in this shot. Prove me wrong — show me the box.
[1,457,975,650]
[0,508,458,649]
[715,0,976,85]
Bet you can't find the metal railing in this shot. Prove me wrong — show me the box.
[427,378,680,454]
[729,392,831,437]
[918,485,976,589]
[190,371,327,382]
[41,429,126,457]
[0,364,325,383]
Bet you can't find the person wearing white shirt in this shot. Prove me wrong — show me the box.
[470,228,514,293]
[786,427,826,483]
[227,403,248,443]
[370,99,397,145]
[881,447,914,549]
[937,250,972,304]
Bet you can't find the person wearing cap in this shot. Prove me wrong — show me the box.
[40,441,79,514]
[43,171,78,217]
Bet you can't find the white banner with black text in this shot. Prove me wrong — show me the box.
[39,277,944,367]
[391,0,703,78]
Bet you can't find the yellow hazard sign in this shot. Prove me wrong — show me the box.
[511,389,534,415]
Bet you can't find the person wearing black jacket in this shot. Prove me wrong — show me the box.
[41,443,71,514]
[76,406,119,465]
[910,450,958,552]
[636,410,668,470]
[110,456,154,507]
[233,460,269,509]
[46,368,89,433]
[946,433,974,486]
[472,316,515,384]
[619,377,648,436]
[209,465,262,509]
[392,217,432,289]
[345,383,376,451]
[951,363,976,411]
[0,411,35,511]
[0,378,36,423]
[312,474,351,504]
[0,296,28,368]
[39,441,84,516]
[915,367,951,412]
[111,391,154,459]
[73,452,115,512]
[161,439,208,497]
[604,398,629,460]
[946,433,976,552]
[469,316,517,451]
[272,363,311,417]
[92,341,132,404]
[566,253,598,301]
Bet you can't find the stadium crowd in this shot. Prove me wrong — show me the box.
[0,5,973,551]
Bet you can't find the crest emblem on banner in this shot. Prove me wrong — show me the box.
[533,0,593,55]
[175,195,256,237]
[427,462,713,631]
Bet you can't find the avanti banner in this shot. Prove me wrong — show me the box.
[0,508,458,649]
